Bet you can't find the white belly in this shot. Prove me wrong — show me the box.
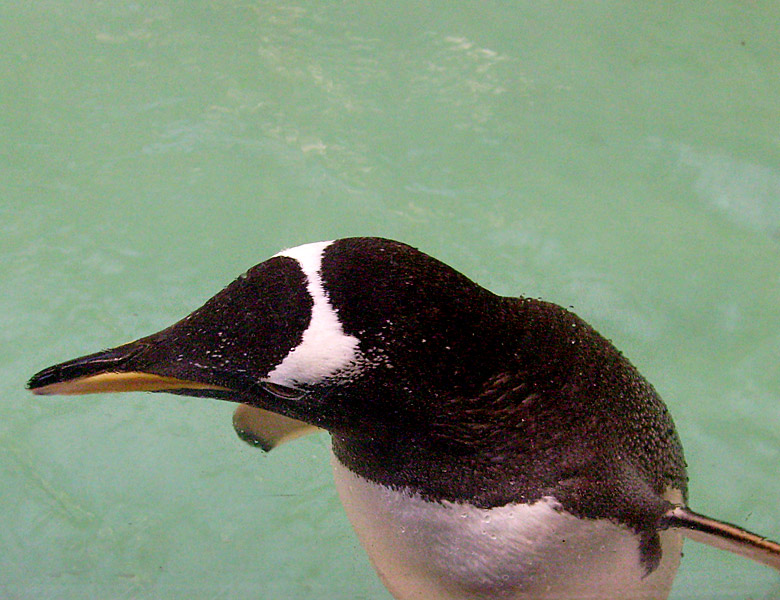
[331,453,683,600]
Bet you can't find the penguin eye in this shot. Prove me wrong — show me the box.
[260,382,307,401]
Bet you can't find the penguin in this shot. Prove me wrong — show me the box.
[28,237,780,600]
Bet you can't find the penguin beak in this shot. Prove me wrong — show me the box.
[28,339,321,451]
[28,369,228,396]
[27,341,233,397]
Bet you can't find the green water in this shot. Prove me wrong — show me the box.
[2,1,779,598]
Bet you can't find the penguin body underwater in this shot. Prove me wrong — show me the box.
[28,237,780,600]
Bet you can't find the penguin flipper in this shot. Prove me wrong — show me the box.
[233,404,320,451]
[661,506,780,571]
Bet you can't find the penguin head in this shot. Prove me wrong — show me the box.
[27,237,508,439]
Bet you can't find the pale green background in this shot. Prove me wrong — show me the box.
[2,2,779,599]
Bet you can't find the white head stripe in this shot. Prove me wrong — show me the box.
[266,241,362,386]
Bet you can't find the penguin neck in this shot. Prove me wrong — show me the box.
[329,296,591,508]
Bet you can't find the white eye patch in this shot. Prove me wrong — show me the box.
[264,241,363,387]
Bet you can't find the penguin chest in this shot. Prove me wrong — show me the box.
[331,454,682,600]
